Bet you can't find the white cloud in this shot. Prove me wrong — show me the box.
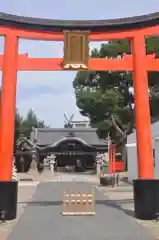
[0,70,88,127]
[16,70,89,126]
[17,71,76,91]
[18,39,64,58]
[17,91,87,127]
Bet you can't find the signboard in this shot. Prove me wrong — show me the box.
[63,31,89,69]
[53,152,95,155]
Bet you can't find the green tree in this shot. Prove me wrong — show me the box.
[20,108,48,137]
[0,88,48,155]
[73,37,159,144]
[14,109,23,153]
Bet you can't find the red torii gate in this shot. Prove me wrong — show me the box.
[0,12,159,221]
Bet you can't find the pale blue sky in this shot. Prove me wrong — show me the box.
[0,0,158,127]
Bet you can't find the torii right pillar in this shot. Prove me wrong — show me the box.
[132,34,159,220]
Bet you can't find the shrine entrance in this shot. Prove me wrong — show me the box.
[38,137,98,173]
[0,12,159,221]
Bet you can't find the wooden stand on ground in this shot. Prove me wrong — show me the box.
[61,190,95,216]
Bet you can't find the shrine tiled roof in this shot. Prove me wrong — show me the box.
[0,12,159,32]
[30,128,106,147]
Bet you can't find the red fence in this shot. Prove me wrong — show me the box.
[109,144,125,173]
[114,161,125,172]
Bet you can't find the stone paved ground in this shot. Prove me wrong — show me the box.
[18,170,99,182]
[0,172,158,240]
[0,182,39,240]
[7,182,154,240]
[97,183,159,239]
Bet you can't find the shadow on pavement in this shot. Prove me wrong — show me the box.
[18,201,62,206]
[18,198,134,217]
[96,199,134,218]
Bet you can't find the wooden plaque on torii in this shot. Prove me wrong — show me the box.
[63,31,89,69]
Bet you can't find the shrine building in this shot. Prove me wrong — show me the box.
[30,127,107,172]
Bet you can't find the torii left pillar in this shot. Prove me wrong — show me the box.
[0,30,18,220]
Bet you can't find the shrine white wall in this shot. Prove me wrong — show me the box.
[126,121,159,182]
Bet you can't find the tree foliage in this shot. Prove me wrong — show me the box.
[73,37,159,143]
[14,109,23,153]
[14,108,48,151]
[0,90,47,152]
[20,109,47,137]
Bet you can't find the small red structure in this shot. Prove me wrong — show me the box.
[0,12,159,220]
[109,144,125,173]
